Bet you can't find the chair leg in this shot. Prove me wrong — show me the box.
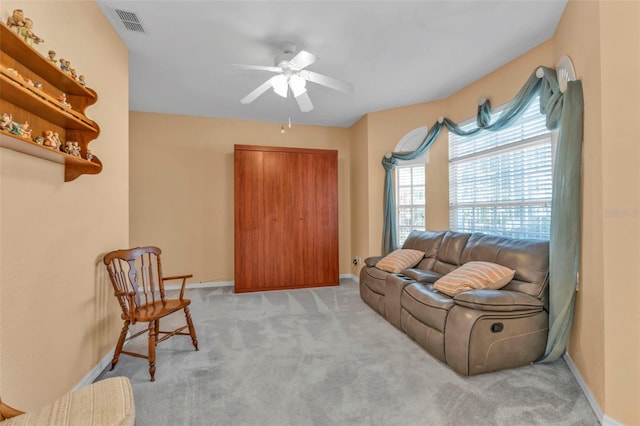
[184,306,199,351]
[154,319,160,346]
[111,320,130,370]
[148,321,157,382]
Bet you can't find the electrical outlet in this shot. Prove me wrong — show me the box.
[353,256,362,265]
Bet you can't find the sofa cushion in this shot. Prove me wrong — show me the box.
[432,231,472,274]
[402,230,446,270]
[401,283,455,333]
[460,233,549,299]
[375,249,424,273]
[434,261,515,297]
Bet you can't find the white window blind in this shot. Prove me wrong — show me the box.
[396,164,425,246]
[449,97,552,240]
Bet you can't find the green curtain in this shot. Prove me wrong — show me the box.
[380,66,584,361]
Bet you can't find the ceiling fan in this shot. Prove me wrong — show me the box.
[235,42,354,112]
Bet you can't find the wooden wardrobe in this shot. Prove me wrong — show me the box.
[234,145,339,293]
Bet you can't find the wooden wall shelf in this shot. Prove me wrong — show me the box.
[0,23,101,182]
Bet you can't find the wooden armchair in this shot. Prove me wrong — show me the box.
[103,246,198,381]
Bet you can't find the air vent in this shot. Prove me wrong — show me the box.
[115,9,146,33]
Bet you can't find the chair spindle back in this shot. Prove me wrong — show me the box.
[104,247,166,320]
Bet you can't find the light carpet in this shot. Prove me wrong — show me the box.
[97,278,598,426]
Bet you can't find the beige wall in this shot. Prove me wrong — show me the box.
[0,0,129,410]
[599,1,640,424]
[554,1,640,424]
[349,115,370,275]
[553,0,607,415]
[129,112,352,282]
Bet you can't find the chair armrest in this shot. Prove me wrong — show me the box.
[162,274,194,281]
[453,289,544,312]
[162,274,193,299]
[364,256,384,267]
[0,400,24,419]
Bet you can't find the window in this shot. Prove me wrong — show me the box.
[396,164,425,246]
[448,97,552,240]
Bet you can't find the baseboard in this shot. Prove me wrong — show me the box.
[340,273,359,282]
[603,415,624,426]
[164,280,234,290]
[168,278,359,290]
[563,353,613,425]
[73,348,115,391]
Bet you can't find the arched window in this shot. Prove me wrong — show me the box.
[395,126,429,246]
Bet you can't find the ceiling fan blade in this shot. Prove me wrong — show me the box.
[294,91,314,112]
[302,70,354,93]
[289,50,316,70]
[233,64,282,73]
[240,78,274,104]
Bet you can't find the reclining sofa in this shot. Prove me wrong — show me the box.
[360,230,549,376]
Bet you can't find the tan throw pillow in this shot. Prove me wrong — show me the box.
[375,249,424,273]
[434,261,516,297]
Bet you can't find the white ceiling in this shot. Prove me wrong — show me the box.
[96,1,567,128]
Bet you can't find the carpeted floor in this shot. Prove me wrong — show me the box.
[97,278,599,426]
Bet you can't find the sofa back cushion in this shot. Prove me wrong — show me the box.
[402,230,446,270]
[433,231,472,274]
[460,233,549,299]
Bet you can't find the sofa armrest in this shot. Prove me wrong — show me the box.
[364,256,384,267]
[453,289,544,312]
[401,268,443,284]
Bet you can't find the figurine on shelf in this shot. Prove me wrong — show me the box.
[62,60,71,74]
[6,9,25,34]
[47,50,57,64]
[34,135,45,145]
[57,93,72,108]
[6,68,22,80]
[64,141,74,154]
[86,150,94,161]
[20,121,32,139]
[19,18,44,46]
[59,58,68,72]
[33,81,43,90]
[43,130,61,150]
[72,142,81,157]
[78,75,86,86]
[70,68,78,81]
[8,120,24,137]
[0,112,13,131]
[53,132,62,149]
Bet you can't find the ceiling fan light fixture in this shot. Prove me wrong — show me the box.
[289,75,307,97]
[271,75,288,98]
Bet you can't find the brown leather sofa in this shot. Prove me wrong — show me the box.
[360,230,549,375]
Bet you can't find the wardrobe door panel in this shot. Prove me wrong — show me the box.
[313,152,339,284]
[263,152,305,288]
[234,149,265,291]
